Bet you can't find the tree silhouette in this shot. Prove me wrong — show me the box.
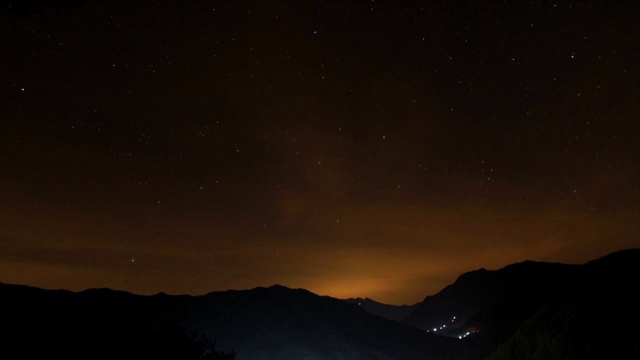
[141,323,235,360]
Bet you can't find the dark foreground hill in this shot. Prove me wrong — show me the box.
[403,260,579,353]
[401,248,640,358]
[487,249,640,360]
[0,283,479,360]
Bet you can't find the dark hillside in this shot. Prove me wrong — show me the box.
[487,249,640,360]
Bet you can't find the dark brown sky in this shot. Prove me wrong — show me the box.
[1,0,639,304]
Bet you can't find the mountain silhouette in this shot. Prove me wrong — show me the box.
[1,283,479,360]
[2,248,638,359]
[487,249,640,359]
[401,248,640,358]
[404,261,578,349]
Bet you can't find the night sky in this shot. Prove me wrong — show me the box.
[1,1,639,304]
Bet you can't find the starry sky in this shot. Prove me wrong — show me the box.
[1,0,639,304]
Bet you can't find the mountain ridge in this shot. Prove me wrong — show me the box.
[0,281,480,360]
[400,248,639,357]
[2,248,638,359]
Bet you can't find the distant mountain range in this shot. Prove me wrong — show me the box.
[343,297,419,322]
[2,248,639,359]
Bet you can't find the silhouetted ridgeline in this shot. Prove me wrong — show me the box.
[486,249,640,360]
[353,249,639,359]
[1,283,478,360]
[2,248,638,359]
[1,284,234,359]
[402,260,580,355]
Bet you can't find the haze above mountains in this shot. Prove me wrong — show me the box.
[3,248,639,359]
